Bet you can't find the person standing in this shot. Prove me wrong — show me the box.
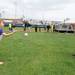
[23,20,29,31]
[47,25,50,32]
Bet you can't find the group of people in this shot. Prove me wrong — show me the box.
[0,20,16,40]
[23,21,54,32]
[0,19,32,40]
[34,25,54,32]
[0,19,55,40]
[0,20,31,41]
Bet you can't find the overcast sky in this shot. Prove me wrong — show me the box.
[0,0,75,20]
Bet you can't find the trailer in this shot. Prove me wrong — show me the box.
[54,23,75,33]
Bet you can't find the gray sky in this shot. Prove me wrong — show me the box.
[0,0,75,20]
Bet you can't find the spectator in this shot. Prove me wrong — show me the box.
[35,25,38,32]
[23,20,29,31]
[47,25,51,32]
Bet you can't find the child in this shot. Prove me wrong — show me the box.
[9,23,13,32]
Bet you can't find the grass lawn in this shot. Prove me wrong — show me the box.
[0,30,75,75]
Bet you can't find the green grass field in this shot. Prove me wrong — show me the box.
[0,30,75,75]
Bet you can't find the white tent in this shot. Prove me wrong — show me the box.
[65,20,75,23]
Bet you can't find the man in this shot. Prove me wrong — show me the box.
[47,25,51,32]
[23,20,26,31]
[0,19,16,40]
